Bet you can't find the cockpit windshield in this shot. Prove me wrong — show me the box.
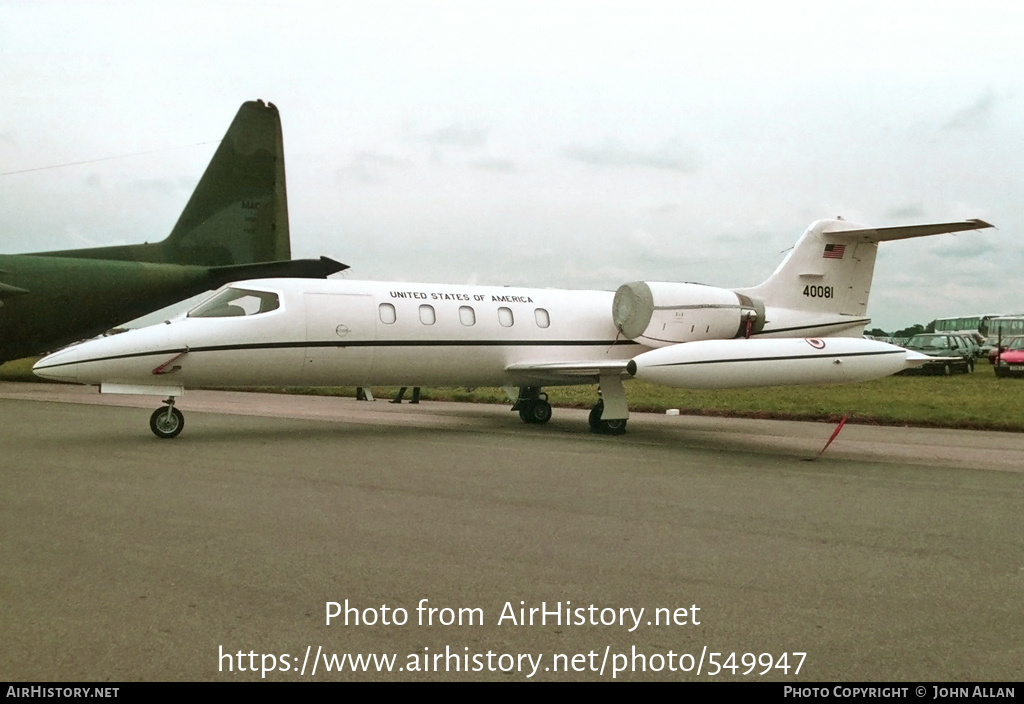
[187,288,280,318]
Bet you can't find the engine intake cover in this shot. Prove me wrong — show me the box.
[612,281,763,347]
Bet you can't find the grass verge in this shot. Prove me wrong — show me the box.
[4,357,1020,432]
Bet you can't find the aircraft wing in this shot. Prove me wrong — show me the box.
[827,219,994,243]
[505,359,631,383]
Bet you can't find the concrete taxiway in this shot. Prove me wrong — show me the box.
[1,381,1022,681]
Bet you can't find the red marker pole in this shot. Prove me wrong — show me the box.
[816,414,850,458]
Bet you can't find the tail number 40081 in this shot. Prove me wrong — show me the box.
[802,285,834,299]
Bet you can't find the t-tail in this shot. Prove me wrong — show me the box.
[32,100,291,267]
[614,216,993,390]
[734,218,994,338]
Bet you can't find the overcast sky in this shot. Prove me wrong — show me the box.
[2,1,1021,331]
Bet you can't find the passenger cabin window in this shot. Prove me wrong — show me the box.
[498,307,514,327]
[379,303,397,324]
[459,306,476,326]
[534,308,550,328]
[188,288,279,318]
[419,304,436,325]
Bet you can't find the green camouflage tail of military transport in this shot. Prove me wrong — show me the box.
[0,100,345,364]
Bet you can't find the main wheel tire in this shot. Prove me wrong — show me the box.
[530,399,552,424]
[596,418,628,435]
[589,402,627,435]
[519,400,552,425]
[150,406,184,439]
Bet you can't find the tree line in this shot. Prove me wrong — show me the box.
[865,321,935,339]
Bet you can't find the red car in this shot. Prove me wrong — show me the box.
[988,335,1022,364]
[994,337,1024,377]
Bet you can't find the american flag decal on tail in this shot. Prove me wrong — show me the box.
[823,243,846,259]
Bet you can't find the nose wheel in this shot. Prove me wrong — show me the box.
[150,399,184,439]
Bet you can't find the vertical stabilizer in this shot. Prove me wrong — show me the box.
[35,100,291,266]
[735,218,993,322]
[163,99,290,265]
[736,219,877,318]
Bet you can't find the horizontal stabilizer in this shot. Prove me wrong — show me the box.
[828,219,993,243]
[736,217,995,324]
[0,281,30,300]
[207,256,348,289]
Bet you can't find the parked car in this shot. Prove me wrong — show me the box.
[960,334,982,362]
[981,336,998,359]
[994,337,1024,378]
[900,333,975,375]
[988,336,1022,365]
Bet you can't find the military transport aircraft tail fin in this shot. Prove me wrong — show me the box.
[32,100,291,267]
[734,218,993,319]
[160,99,290,266]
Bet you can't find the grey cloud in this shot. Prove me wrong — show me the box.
[943,90,995,130]
[931,237,999,259]
[470,157,516,173]
[564,140,699,172]
[650,202,681,215]
[132,176,187,194]
[337,151,410,183]
[423,124,489,149]
[884,203,925,220]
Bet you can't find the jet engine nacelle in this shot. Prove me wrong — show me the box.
[612,281,764,347]
[627,337,929,389]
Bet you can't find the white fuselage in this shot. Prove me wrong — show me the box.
[36,279,650,389]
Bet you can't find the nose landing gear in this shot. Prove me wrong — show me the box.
[150,397,184,439]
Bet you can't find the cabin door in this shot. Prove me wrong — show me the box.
[302,293,376,385]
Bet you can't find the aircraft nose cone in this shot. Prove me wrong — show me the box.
[33,347,81,382]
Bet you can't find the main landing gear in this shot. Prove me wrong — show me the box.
[513,387,553,425]
[512,376,629,435]
[589,400,627,435]
[149,397,184,439]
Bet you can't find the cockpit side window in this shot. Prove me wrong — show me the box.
[188,288,280,318]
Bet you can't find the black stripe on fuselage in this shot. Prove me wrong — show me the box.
[651,349,902,367]
[36,339,643,371]
[640,320,871,345]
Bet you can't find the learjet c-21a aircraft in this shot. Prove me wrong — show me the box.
[33,217,992,438]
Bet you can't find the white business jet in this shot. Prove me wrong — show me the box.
[34,218,992,438]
